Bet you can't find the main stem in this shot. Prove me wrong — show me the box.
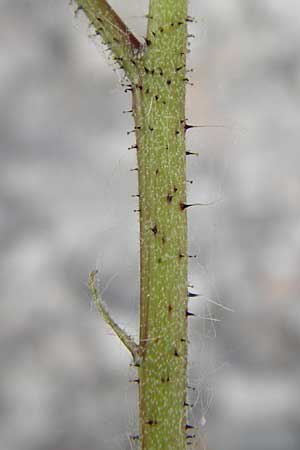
[73,1,189,449]
[134,2,189,449]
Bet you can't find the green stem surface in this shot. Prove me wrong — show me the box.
[135,2,188,449]
[75,1,190,449]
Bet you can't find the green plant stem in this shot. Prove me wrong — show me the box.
[135,2,188,448]
[89,271,141,364]
[74,1,190,449]
[75,0,141,82]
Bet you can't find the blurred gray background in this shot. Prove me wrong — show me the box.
[1,1,299,449]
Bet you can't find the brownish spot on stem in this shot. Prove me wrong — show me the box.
[145,419,158,425]
[161,376,170,383]
[151,224,158,235]
[167,193,173,203]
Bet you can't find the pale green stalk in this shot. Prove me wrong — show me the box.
[73,1,192,449]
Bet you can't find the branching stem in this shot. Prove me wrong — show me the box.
[88,271,142,365]
[75,0,142,81]
[76,0,190,448]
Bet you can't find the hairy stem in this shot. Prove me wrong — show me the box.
[75,1,190,449]
[135,1,189,449]
[89,271,141,365]
[75,0,142,81]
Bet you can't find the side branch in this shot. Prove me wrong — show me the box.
[75,0,142,81]
[89,271,142,365]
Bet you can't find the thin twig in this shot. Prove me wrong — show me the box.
[89,270,142,365]
[75,0,142,81]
